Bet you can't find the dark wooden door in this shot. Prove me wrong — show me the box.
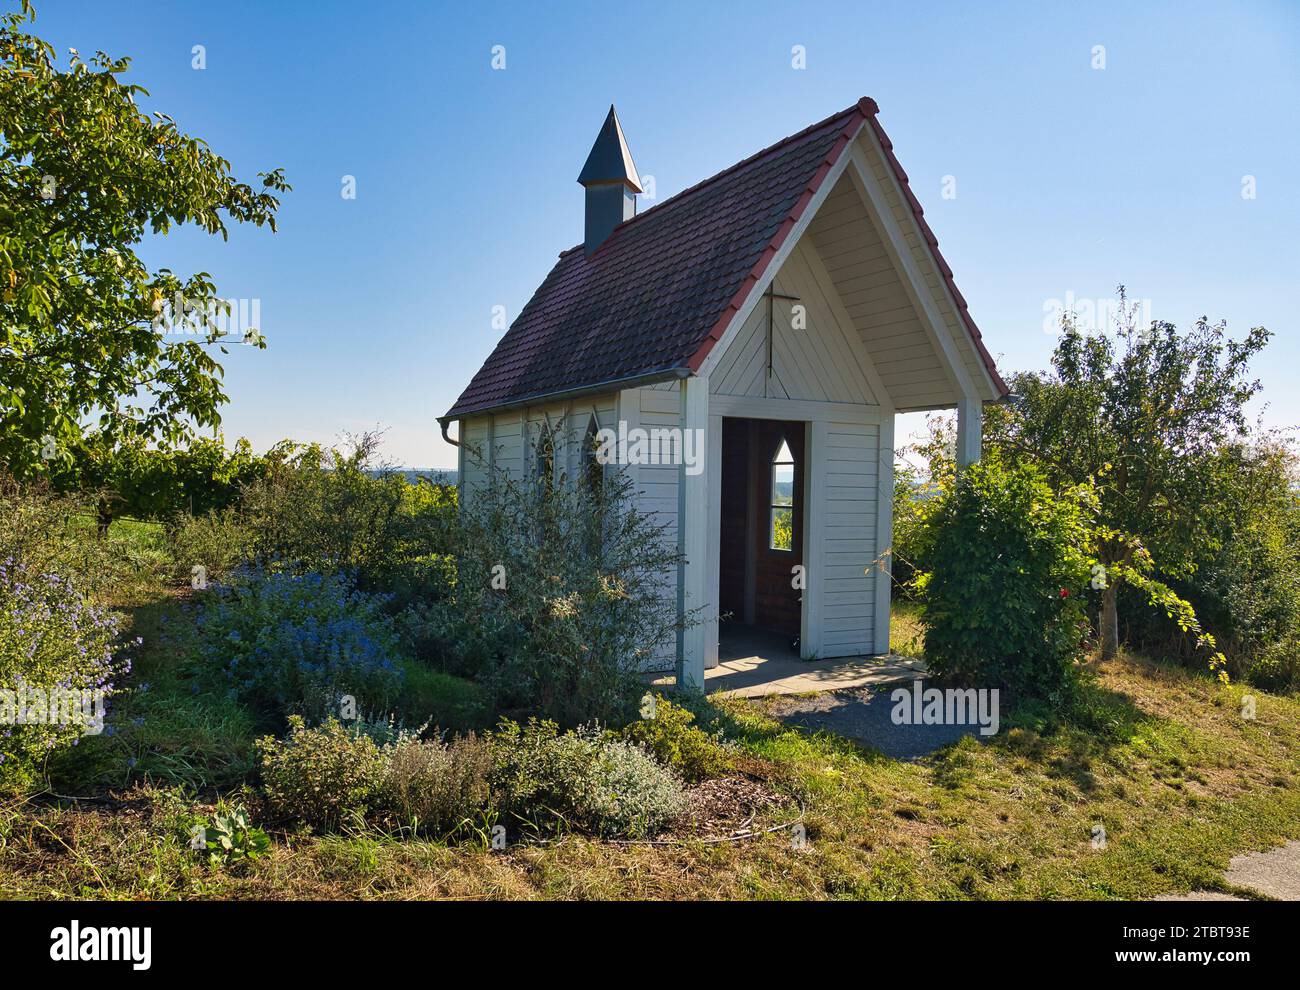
[718,418,805,639]
[751,420,804,637]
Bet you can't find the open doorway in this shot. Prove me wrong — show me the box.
[718,417,805,659]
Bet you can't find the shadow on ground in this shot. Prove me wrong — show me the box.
[761,683,990,760]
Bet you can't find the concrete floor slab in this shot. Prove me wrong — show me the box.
[650,626,924,698]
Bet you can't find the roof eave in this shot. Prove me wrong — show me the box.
[439,365,692,426]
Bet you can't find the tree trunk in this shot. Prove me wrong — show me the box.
[1100,583,1119,660]
[96,496,113,539]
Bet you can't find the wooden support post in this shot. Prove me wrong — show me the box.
[874,414,895,654]
[704,413,723,669]
[743,419,759,625]
[801,419,827,659]
[956,397,982,468]
[676,375,709,691]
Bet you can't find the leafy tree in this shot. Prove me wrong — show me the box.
[1124,435,1300,687]
[57,433,272,531]
[889,456,932,598]
[988,289,1270,660]
[0,2,287,477]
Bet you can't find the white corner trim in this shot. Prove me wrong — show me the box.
[873,413,895,655]
[801,418,828,659]
[956,396,982,466]
[704,413,723,669]
[676,375,710,690]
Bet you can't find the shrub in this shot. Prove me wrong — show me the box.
[167,507,254,585]
[383,552,456,615]
[490,718,686,839]
[0,558,134,795]
[1244,642,1300,696]
[196,802,271,868]
[238,432,458,593]
[890,460,936,600]
[912,459,1095,705]
[62,434,271,530]
[1125,440,1300,691]
[618,693,732,783]
[380,732,493,835]
[188,569,405,722]
[257,716,387,831]
[427,451,688,726]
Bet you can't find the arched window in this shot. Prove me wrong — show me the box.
[770,438,794,551]
[534,426,555,493]
[581,416,604,493]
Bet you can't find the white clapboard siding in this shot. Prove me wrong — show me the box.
[458,416,492,503]
[492,412,525,476]
[458,394,617,495]
[632,383,682,671]
[818,418,879,656]
[636,383,682,543]
[710,241,879,407]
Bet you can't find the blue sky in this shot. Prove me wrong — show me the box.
[31,0,1300,467]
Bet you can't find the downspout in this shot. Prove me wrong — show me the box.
[439,419,460,448]
[440,420,463,501]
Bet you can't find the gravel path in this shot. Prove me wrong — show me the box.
[763,683,988,760]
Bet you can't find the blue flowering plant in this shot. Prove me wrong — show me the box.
[0,557,134,795]
[188,568,406,723]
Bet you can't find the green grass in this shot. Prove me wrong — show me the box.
[7,598,1300,898]
[889,599,925,656]
[50,589,261,793]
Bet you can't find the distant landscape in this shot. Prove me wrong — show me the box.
[371,468,457,485]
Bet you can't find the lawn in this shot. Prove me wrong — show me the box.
[3,576,1298,900]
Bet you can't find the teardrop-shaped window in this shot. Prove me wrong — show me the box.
[770,438,794,551]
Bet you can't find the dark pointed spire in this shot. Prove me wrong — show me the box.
[578,105,642,193]
[577,106,641,256]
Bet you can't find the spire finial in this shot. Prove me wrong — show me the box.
[578,105,642,193]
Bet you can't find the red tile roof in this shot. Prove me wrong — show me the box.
[443,98,1005,422]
